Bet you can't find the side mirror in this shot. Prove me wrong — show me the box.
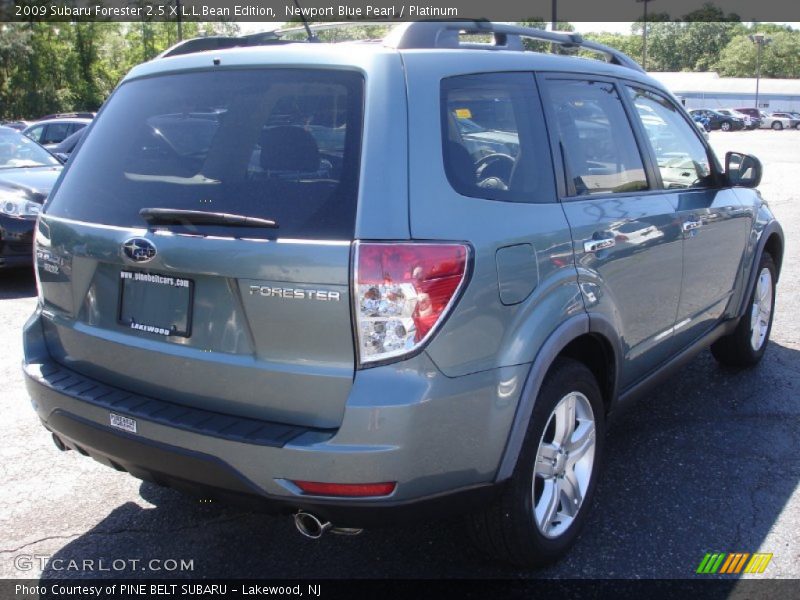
[725,151,762,188]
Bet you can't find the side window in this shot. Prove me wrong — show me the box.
[41,122,71,145]
[441,73,554,203]
[544,79,648,196]
[626,87,713,190]
[25,125,43,143]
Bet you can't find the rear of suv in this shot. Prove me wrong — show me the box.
[23,22,783,566]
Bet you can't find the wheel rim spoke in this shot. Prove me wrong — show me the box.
[553,394,577,447]
[535,479,561,533]
[566,420,596,465]
[560,470,582,516]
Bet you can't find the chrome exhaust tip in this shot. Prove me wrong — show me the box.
[294,511,332,539]
[52,433,70,452]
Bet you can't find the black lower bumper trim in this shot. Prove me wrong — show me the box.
[43,410,501,527]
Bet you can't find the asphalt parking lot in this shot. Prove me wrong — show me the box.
[1,130,799,580]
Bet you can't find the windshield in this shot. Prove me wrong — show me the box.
[0,128,60,169]
[45,69,364,240]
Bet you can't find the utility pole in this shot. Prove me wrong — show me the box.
[749,33,771,110]
[636,0,655,70]
[176,0,183,41]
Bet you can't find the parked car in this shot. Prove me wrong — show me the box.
[0,126,62,269]
[0,120,32,131]
[760,112,793,130]
[23,117,92,149]
[50,127,87,162]
[769,112,800,130]
[38,112,96,121]
[716,108,757,130]
[23,22,783,567]
[688,109,745,131]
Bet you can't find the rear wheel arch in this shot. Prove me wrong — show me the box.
[495,316,620,481]
[557,333,617,415]
[764,232,783,278]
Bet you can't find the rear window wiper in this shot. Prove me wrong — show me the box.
[139,208,278,229]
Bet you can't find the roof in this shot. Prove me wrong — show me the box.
[648,71,800,96]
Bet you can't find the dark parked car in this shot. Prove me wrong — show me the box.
[689,109,745,131]
[23,118,92,149]
[0,126,62,269]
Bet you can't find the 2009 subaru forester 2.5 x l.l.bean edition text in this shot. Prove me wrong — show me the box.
[23,21,783,566]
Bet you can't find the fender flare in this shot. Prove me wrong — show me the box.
[494,312,621,481]
[736,220,784,320]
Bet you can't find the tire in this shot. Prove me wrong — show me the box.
[711,252,776,367]
[720,121,731,132]
[795,123,800,130]
[467,358,605,567]
[772,121,783,130]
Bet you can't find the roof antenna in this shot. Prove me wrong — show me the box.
[292,0,319,42]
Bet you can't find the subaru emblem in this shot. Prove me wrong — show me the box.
[122,238,157,263]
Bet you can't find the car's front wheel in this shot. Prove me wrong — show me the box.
[711,252,776,367]
[468,358,604,567]
[720,120,732,132]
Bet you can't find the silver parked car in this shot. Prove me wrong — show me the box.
[23,22,783,566]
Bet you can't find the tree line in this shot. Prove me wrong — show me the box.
[1,9,798,121]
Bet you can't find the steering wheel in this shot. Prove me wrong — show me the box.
[475,153,515,190]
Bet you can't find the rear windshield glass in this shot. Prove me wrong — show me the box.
[45,69,364,240]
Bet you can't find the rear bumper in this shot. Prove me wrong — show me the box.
[37,408,501,526]
[23,310,525,526]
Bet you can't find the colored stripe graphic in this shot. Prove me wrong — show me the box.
[744,553,773,574]
[698,552,773,575]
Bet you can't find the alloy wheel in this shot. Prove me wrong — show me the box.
[750,267,773,351]
[533,391,596,538]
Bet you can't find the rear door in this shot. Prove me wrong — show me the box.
[623,84,751,346]
[539,75,684,387]
[37,68,365,429]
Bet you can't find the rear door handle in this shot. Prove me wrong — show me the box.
[584,238,615,253]
[682,220,702,232]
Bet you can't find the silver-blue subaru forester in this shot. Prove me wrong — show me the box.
[23,22,783,566]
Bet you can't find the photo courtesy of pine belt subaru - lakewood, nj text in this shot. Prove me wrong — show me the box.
[23,21,783,566]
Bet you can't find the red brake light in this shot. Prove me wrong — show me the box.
[293,481,397,497]
[354,242,469,365]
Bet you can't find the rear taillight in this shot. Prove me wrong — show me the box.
[293,481,396,497]
[354,241,470,366]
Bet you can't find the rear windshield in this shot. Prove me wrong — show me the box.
[45,69,364,240]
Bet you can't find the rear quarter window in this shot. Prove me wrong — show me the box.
[440,72,555,203]
[45,69,364,240]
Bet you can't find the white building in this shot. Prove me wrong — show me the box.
[647,71,800,112]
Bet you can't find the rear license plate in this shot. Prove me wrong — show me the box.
[109,413,137,433]
[118,271,193,337]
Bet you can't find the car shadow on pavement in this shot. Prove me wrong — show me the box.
[0,268,36,299]
[39,343,800,580]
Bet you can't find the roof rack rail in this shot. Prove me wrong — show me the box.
[384,21,644,72]
[157,21,643,73]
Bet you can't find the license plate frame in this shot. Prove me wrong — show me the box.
[118,270,194,338]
